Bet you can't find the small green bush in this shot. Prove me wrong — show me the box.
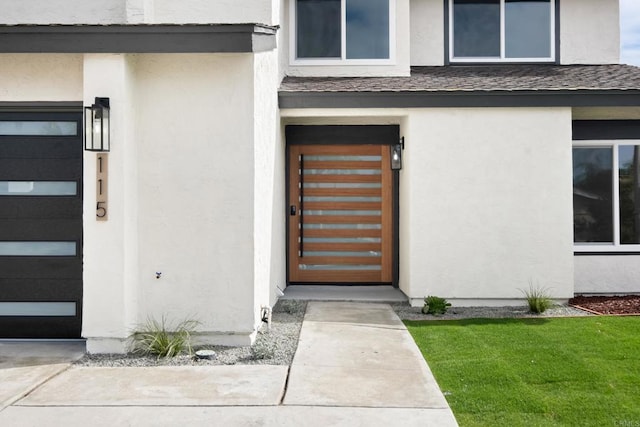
[522,285,553,314]
[133,316,199,359]
[422,296,452,315]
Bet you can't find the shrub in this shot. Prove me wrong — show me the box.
[422,296,452,315]
[133,316,199,359]
[522,285,553,314]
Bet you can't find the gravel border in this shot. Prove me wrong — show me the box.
[75,300,306,368]
[393,303,592,321]
[75,300,591,368]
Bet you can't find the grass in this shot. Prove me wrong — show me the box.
[405,317,640,427]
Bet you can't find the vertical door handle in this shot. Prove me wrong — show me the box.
[300,154,304,257]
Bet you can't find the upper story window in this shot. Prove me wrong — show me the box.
[573,142,640,252]
[449,0,555,63]
[292,0,394,64]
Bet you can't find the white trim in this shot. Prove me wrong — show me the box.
[573,140,640,253]
[448,0,555,63]
[290,0,396,66]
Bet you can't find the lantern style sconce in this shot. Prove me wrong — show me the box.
[84,97,110,152]
[390,137,404,170]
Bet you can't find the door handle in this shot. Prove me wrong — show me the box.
[290,205,296,216]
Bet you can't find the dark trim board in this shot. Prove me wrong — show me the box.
[573,120,640,140]
[286,125,400,145]
[0,24,278,53]
[0,102,82,112]
[279,90,640,109]
[574,252,640,256]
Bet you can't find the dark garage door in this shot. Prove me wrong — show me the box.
[0,111,83,338]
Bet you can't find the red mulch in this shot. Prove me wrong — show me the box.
[569,295,640,315]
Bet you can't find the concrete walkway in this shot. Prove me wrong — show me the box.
[0,302,457,426]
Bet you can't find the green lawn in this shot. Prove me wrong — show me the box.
[405,317,640,427]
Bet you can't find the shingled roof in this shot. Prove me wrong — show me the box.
[279,64,640,109]
[281,64,640,93]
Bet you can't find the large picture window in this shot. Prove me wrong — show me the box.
[449,0,555,63]
[293,0,393,63]
[573,142,640,251]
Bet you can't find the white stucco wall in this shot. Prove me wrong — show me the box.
[83,54,139,353]
[410,0,445,66]
[253,50,286,323]
[132,54,260,346]
[285,0,411,77]
[574,256,640,295]
[152,0,276,25]
[0,0,126,24]
[560,0,620,64]
[403,107,575,305]
[0,54,82,101]
[0,0,276,25]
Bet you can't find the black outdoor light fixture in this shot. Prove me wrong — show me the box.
[84,97,110,152]
[390,137,404,170]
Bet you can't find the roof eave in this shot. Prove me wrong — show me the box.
[278,89,640,109]
[0,24,278,53]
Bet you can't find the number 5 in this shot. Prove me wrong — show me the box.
[96,201,107,218]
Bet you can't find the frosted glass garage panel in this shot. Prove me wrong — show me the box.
[0,181,77,196]
[0,242,77,256]
[0,121,77,136]
[0,302,76,316]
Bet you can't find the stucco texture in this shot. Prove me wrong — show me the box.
[402,107,575,303]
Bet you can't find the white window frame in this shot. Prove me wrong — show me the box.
[448,0,555,63]
[573,140,640,253]
[290,0,396,66]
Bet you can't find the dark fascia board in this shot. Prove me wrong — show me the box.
[286,124,399,145]
[573,120,640,140]
[0,24,278,53]
[0,101,82,112]
[279,90,640,109]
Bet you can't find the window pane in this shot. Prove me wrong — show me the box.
[0,181,77,196]
[0,242,77,256]
[297,0,341,58]
[505,0,551,58]
[0,121,77,136]
[619,146,640,244]
[453,0,500,57]
[0,302,76,317]
[573,148,613,243]
[346,0,389,59]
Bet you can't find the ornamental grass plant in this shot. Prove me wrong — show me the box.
[133,316,199,359]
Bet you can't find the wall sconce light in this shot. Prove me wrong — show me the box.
[390,137,404,170]
[84,97,110,152]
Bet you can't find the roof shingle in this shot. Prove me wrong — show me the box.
[280,64,640,93]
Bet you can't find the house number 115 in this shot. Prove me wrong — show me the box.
[96,153,108,221]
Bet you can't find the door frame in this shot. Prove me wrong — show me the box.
[285,125,400,287]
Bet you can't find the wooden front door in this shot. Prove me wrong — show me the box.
[288,144,393,283]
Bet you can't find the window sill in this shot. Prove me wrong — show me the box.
[574,246,640,255]
[449,58,556,65]
[290,59,396,67]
